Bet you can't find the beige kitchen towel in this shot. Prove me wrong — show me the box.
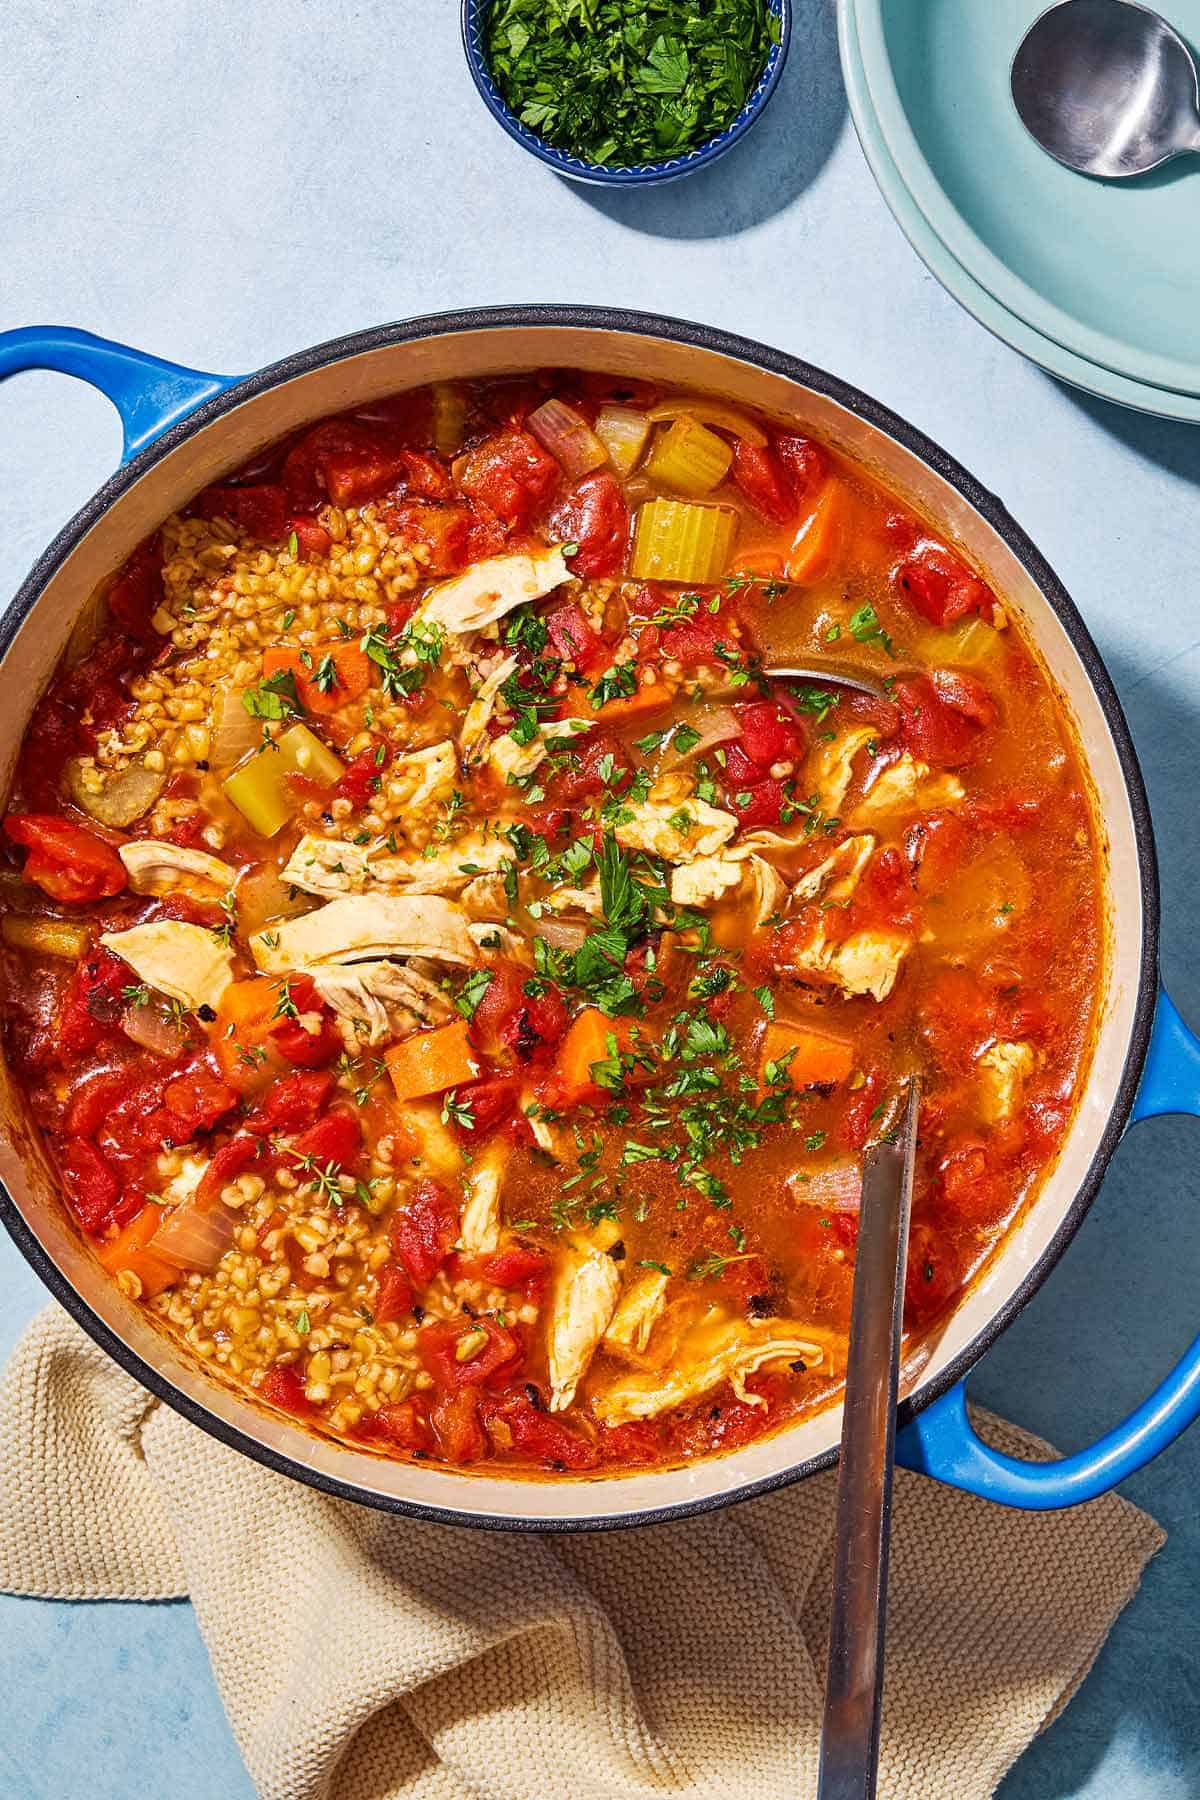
[0,1308,1164,1800]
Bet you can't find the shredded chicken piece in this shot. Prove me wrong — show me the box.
[809,726,876,816]
[593,1309,841,1424]
[309,960,453,1047]
[604,1269,669,1357]
[978,1039,1036,1123]
[791,834,876,906]
[118,841,236,898]
[249,894,476,973]
[458,1141,510,1254]
[417,547,571,636]
[853,754,965,823]
[486,718,593,785]
[614,797,737,863]
[100,921,235,1013]
[459,655,518,767]
[284,832,511,901]
[394,740,458,812]
[547,1244,622,1412]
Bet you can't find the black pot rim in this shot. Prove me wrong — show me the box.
[0,305,1161,1531]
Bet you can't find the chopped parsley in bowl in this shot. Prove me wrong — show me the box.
[463,0,790,184]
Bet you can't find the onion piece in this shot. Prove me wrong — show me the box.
[235,860,315,941]
[535,916,589,954]
[121,1000,190,1058]
[658,704,741,771]
[210,687,261,771]
[527,398,607,478]
[787,1161,862,1212]
[594,406,650,479]
[432,383,467,457]
[646,396,768,447]
[66,758,165,829]
[149,1196,239,1270]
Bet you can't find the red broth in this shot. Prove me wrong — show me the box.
[0,373,1102,1475]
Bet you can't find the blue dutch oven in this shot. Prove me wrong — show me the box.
[1,309,1198,1529]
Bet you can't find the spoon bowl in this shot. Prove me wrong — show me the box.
[1012,0,1200,177]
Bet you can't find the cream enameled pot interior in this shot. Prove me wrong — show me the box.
[0,323,1144,1525]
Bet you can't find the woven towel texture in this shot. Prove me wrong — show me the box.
[0,1308,1165,1800]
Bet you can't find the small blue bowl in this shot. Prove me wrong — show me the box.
[461,0,791,186]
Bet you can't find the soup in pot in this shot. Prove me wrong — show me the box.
[0,372,1102,1474]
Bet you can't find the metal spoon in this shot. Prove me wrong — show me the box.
[1012,0,1200,178]
[762,664,889,698]
[817,1077,920,1800]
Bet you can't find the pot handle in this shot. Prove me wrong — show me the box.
[895,987,1200,1508]
[0,326,236,462]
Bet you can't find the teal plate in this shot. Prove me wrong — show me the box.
[840,0,1200,421]
[853,0,1200,402]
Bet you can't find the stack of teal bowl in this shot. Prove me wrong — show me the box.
[839,0,1200,420]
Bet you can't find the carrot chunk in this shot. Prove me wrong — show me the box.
[785,481,849,586]
[98,1205,181,1298]
[262,640,373,716]
[759,1019,855,1090]
[385,1020,480,1103]
[548,1008,634,1108]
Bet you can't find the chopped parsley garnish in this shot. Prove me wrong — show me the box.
[848,604,899,659]
[485,0,781,168]
[441,1089,475,1131]
[243,668,303,720]
[588,661,639,710]
[455,968,494,1022]
[359,617,445,697]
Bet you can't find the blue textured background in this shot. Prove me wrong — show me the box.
[2,3,1199,1794]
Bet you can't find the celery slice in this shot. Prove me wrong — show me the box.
[595,405,651,479]
[223,723,344,837]
[644,417,733,496]
[432,383,467,457]
[0,915,90,959]
[630,499,737,584]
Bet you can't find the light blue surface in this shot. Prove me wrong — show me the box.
[857,0,1200,396]
[2,1,1200,1793]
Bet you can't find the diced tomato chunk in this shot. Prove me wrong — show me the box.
[735,700,803,771]
[457,427,559,526]
[429,1388,486,1463]
[374,1262,415,1325]
[895,542,994,628]
[60,1137,121,1235]
[724,776,788,830]
[480,1391,598,1468]
[196,1133,264,1206]
[470,961,569,1069]
[289,516,332,559]
[772,431,827,501]
[57,949,130,1056]
[550,472,630,577]
[195,483,288,542]
[269,979,343,1069]
[598,1419,662,1466]
[731,441,795,524]
[4,813,127,905]
[479,1243,549,1288]
[333,740,390,809]
[420,1316,522,1390]
[544,600,607,671]
[106,537,164,642]
[259,1363,316,1416]
[322,449,408,508]
[287,1109,362,1169]
[162,1063,239,1136]
[892,672,992,768]
[544,731,631,804]
[388,1178,459,1285]
[370,1400,429,1450]
[446,1075,519,1139]
[248,1069,335,1132]
[386,500,471,575]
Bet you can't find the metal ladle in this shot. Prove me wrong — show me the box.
[1012,0,1200,178]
